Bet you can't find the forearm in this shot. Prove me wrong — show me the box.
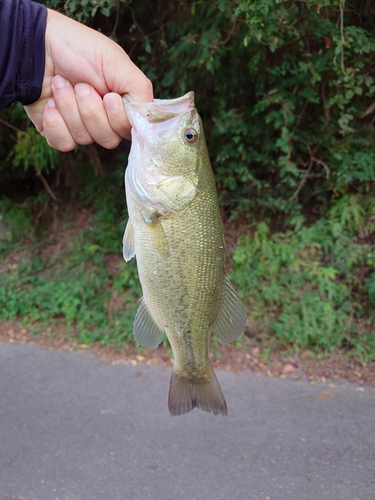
[0,0,47,109]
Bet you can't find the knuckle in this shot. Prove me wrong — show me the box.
[60,144,76,153]
[99,135,122,150]
[74,130,94,146]
[44,130,76,152]
[46,138,76,152]
[77,137,94,146]
[139,78,153,98]
[79,107,99,122]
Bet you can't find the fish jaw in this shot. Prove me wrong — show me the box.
[124,92,202,217]
[123,91,195,127]
[123,92,196,163]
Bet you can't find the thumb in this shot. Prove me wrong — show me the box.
[103,92,132,140]
[101,46,153,103]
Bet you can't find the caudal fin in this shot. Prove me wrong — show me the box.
[168,367,228,416]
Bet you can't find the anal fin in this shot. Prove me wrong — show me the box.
[133,297,164,349]
[211,278,247,345]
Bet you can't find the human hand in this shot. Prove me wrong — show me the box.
[24,9,153,152]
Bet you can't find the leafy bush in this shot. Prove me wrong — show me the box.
[126,0,375,216]
[0,162,140,345]
[0,198,34,243]
[0,198,140,346]
[231,196,375,360]
[3,0,375,215]
[1,0,375,357]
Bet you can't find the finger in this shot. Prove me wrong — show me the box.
[42,98,77,152]
[24,99,47,133]
[75,83,123,149]
[119,66,154,104]
[52,75,94,146]
[103,49,154,104]
[103,93,131,141]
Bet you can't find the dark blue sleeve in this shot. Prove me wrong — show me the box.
[0,0,47,109]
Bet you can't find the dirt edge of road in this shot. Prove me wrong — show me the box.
[1,320,374,387]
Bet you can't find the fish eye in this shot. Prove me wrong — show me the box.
[184,128,198,143]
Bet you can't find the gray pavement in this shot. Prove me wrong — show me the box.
[0,342,374,500]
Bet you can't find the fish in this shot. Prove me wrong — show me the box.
[122,91,246,416]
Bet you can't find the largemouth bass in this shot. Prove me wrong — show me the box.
[123,91,246,416]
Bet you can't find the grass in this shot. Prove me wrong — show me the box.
[0,198,141,347]
[1,172,374,362]
[230,197,375,362]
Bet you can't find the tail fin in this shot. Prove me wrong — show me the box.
[168,366,228,416]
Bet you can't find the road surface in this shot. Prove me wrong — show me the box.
[0,342,374,500]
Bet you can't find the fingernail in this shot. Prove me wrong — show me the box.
[75,83,91,97]
[52,75,67,89]
[103,93,120,113]
[47,98,56,108]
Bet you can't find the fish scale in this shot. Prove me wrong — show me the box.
[123,92,246,416]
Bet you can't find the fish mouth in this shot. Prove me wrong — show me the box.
[123,91,195,126]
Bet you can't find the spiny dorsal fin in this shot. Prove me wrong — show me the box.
[133,297,164,349]
[211,278,247,345]
[123,220,135,262]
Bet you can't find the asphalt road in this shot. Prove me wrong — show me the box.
[0,342,374,500]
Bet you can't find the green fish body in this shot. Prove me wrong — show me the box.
[123,92,246,416]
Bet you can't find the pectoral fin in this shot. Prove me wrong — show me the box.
[156,176,197,213]
[211,278,247,345]
[133,297,164,349]
[143,213,169,260]
[123,220,135,262]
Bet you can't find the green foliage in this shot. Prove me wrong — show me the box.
[10,127,58,174]
[0,217,140,343]
[124,0,375,215]
[4,0,375,215]
[47,0,116,22]
[0,248,140,345]
[367,273,375,307]
[1,0,375,358]
[0,163,139,345]
[79,161,127,253]
[231,196,375,360]
[0,198,34,243]
[0,105,59,197]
